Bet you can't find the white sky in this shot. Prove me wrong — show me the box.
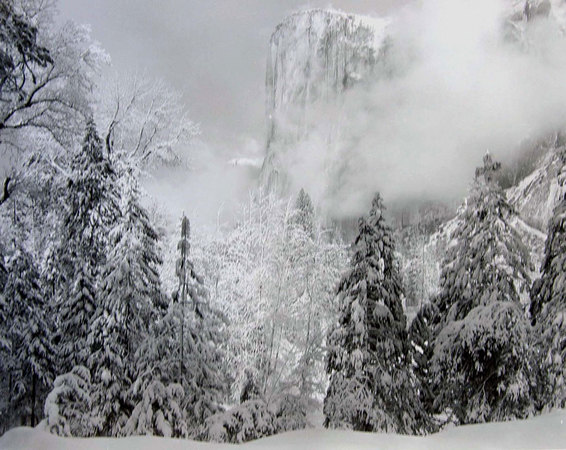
[56,1,411,152]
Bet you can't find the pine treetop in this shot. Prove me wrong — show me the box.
[434,154,531,322]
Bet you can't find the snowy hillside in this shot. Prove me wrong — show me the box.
[1,409,565,449]
[507,136,565,231]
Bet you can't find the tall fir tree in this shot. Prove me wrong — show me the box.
[55,119,120,372]
[87,169,166,436]
[2,245,55,427]
[430,153,534,424]
[324,193,429,434]
[290,188,315,238]
[172,215,226,434]
[408,301,438,414]
[125,311,189,438]
[530,146,566,410]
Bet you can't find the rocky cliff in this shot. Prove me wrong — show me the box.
[260,9,390,190]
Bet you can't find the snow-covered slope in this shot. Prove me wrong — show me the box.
[507,135,564,231]
[260,9,390,190]
[1,409,565,449]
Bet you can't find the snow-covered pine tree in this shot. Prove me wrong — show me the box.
[324,193,429,434]
[55,119,120,373]
[44,365,93,437]
[125,311,189,438]
[2,245,55,427]
[87,170,166,436]
[290,188,314,238]
[173,214,226,434]
[124,380,187,439]
[199,400,276,444]
[431,152,534,424]
[529,145,566,410]
[408,301,438,414]
[434,153,532,321]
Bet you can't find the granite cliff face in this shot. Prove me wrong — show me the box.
[259,2,566,221]
[260,9,390,190]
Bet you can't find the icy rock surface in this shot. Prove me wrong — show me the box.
[507,137,565,232]
[265,9,389,117]
[260,9,390,190]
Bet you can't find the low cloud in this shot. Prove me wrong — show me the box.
[281,0,566,218]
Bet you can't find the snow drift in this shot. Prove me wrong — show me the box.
[1,409,565,449]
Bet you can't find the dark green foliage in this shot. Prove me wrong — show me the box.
[2,246,55,428]
[290,188,314,237]
[530,147,566,410]
[56,120,119,372]
[433,301,533,423]
[324,193,430,434]
[408,302,438,413]
[431,153,534,424]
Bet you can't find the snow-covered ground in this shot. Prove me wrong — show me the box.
[2,409,565,450]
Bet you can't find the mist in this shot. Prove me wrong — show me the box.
[54,0,413,229]
[54,0,566,226]
[280,0,566,218]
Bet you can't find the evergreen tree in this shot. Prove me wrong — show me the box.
[433,153,532,322]
[126,311,189,438]
[2,245,55,427]
[324,193,429,434]
[408,301,438,413]
[175,215,226,433]
[124,380,187,438]
[290,188,315,237]
[56,119,119,372]
[530,146,566,409]
[87,170,165,436]
[430,153,534,424]
[44,365,94,437]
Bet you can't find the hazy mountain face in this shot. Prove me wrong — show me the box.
[260,0,566,220]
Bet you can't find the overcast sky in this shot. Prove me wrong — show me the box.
[55,1,566,225]
[57,1,410,153]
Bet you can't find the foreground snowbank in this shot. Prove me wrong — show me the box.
[1,409,565,450]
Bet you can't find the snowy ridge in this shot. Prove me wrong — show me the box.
[506,139,563,231]
[506,0,566,42]
[1,409,565,449]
